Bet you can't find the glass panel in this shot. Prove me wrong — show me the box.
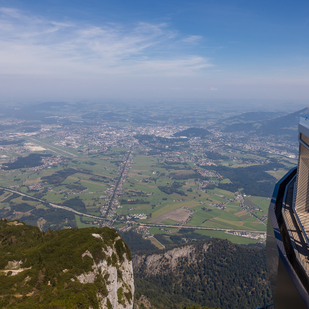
[301,133,309,147]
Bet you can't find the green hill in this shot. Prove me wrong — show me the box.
[173,128,211,138]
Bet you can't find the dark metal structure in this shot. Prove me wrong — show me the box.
[266,115,309,308]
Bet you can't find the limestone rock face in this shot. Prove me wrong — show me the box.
[133,242,210,276]
[77,234,134,309]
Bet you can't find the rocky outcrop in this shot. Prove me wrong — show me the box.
[133,242,210,276]
[76,234,134,309]
[134,295,153,309]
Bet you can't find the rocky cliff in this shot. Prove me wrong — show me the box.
[0,220,134,309]
[133,242,210,276]
[133,239,271,309]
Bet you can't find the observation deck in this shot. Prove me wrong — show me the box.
[266,114,309,309]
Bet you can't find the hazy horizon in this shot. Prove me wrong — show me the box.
[1,0,309,105]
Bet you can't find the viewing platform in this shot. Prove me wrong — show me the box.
[266,114,309,309]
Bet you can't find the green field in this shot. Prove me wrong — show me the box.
[0,147,129,230]
[244,195,271,220]
[0,136,274,241]
[75,215,99,228]
[117,153,268,233]
[162,218,178,225]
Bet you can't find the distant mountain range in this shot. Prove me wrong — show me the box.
[172,107,309,141]
[220,111,283,124]
[215,107,309,139]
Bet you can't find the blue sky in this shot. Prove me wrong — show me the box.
[0,0,309,105]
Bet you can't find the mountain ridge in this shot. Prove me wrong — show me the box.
[217,107,309,138]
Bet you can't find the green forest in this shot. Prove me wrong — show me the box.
[134,239,271,309]
[204,163,285,197]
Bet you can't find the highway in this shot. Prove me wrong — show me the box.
[0,185,266,236]
[0,186,105,220]
[105,150,131,218]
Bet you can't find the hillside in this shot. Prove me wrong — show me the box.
[173,128,211,138]
[221,111,281,123]
[257,107,309,134]
[0,220,134,309]
[219,107,309,138]
[133,239,271,309]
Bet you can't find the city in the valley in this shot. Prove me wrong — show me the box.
[0,102,301,247]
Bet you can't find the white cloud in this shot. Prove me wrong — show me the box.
[0,7,22,18]
[182,35,202,43]
[0,8,212,77]
[210,87,218,91]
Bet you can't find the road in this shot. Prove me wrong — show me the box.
[1,185,266,235]
[105,150,131,218]
[0,186,105,220]
[0,184,266,236]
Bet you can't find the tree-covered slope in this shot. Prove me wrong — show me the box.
[174,128,211,138]
[0,220,133,309]
[120,230,157,253]
[133,239,271,309]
